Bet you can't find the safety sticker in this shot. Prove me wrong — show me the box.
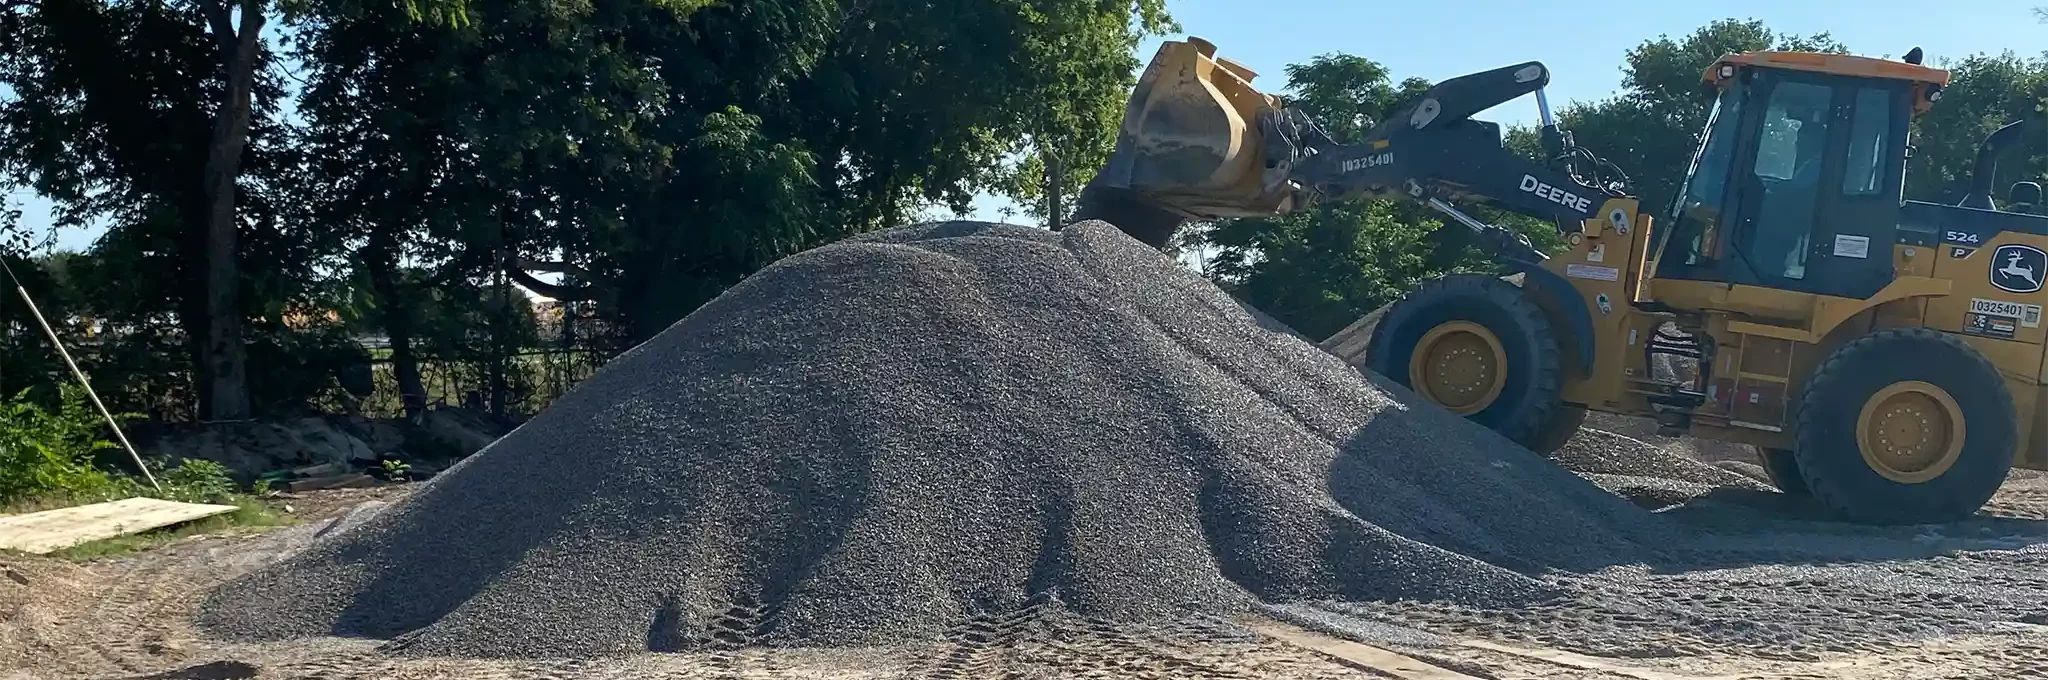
[1566,264,1620,282]
[1965,312,2020,340]
[1832,234,1871,259]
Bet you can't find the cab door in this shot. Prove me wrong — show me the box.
[1800,83,1910,298]
[1726,70,1837,292]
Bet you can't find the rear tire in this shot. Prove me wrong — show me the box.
[1757,448,1808,496]
[1365,274,1566,450]
[1792,328,2016,524]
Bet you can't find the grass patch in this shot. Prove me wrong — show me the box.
[21,496,294,561]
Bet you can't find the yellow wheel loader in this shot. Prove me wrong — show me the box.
[1079,38,2048,524]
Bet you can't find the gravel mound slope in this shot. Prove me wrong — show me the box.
[198,221,1671,658]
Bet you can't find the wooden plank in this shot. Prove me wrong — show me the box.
[0,497,239,554]
[288,473,375,492]
[1459,640,1743,680]
[1242,619,1484,680]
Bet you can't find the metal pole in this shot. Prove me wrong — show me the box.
[0,256,160,491]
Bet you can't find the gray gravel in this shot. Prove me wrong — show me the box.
[1551,429,1773,492]
[1581,474,1721,510]
[196,221,1672,659]
[1712,460,1772,483]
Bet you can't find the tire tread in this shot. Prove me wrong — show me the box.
[1792,327,2016,524]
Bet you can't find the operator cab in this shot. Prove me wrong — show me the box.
[1654,50,1949,300]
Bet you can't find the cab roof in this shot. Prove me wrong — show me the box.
[1703,51,1951,112]
[1702,51,1951,87]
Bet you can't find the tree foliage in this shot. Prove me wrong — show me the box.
[1,0,1180,419]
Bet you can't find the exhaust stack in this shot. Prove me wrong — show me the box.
[1958,118,2035,211]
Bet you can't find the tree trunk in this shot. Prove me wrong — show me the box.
[1045,149,1064,230]
[362,236,427,421]
[488,253,510,417]
[197,0,264,421]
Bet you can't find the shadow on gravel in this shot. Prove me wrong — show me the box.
[1325,400,1687,576]
[1628,487,2048,573]
[1328,406,2048,577]
[121,661,259,680]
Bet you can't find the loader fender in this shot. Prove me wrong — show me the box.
[1502,260,1595,377]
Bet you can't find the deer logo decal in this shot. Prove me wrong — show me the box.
[1992,244,2046,294]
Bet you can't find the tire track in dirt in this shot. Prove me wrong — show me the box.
[47,546,205,677]
[906,595,1054,680]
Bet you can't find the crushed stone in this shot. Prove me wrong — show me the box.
[196,221,1673,659]
[1551,429,1773,493]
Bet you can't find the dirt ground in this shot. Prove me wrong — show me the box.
[10,453,2048,680]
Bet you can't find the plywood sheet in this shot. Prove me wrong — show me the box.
[1243,619,1483,680]
[1460,640,1741,680]
[0,497,238,554]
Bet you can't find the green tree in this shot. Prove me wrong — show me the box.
[297,0,1177,343]
[2,0,271,418]
[0,0,460,420]
[1203,201,1452,340]
[1899,52,2048,203]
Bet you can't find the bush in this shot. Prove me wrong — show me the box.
[158,458,236,503]
[0,384,129,504]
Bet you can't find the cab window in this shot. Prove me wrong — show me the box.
[1841,87,1892,196]
[1743,80,1833,280]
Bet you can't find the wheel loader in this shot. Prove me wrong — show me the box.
[1077,37,2048,524]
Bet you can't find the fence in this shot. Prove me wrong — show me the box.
[331,349,612,421]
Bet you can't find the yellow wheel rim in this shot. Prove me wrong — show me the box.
[1407,321,1508,416]
[1855,381,1966,484]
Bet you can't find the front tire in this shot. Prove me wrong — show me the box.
[1757,447,1808,496]
[1792,328,2017,524]
[1534,404,1589,455]
[1365,274,1566,450]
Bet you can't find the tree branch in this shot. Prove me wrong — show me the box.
[235,0,264,55]
[514,256,594,280]
[503,263,601,302]
[205,0,236,55]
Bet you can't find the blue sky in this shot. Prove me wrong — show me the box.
[11,0,2048,251]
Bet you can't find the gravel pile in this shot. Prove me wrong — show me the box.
[198,221,1671,658]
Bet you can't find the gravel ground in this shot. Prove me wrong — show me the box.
[1301,472,2048,664]
[195,221,1673,659]
[17,482,2048,679]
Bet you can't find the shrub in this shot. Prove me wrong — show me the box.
[158,458,236,503]
[0,385,128,504]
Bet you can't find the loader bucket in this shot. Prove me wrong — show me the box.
[1092,38,1296,218]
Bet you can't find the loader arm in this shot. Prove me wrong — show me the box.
[1082,38,1634,268]
[1273,60,1633,264]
